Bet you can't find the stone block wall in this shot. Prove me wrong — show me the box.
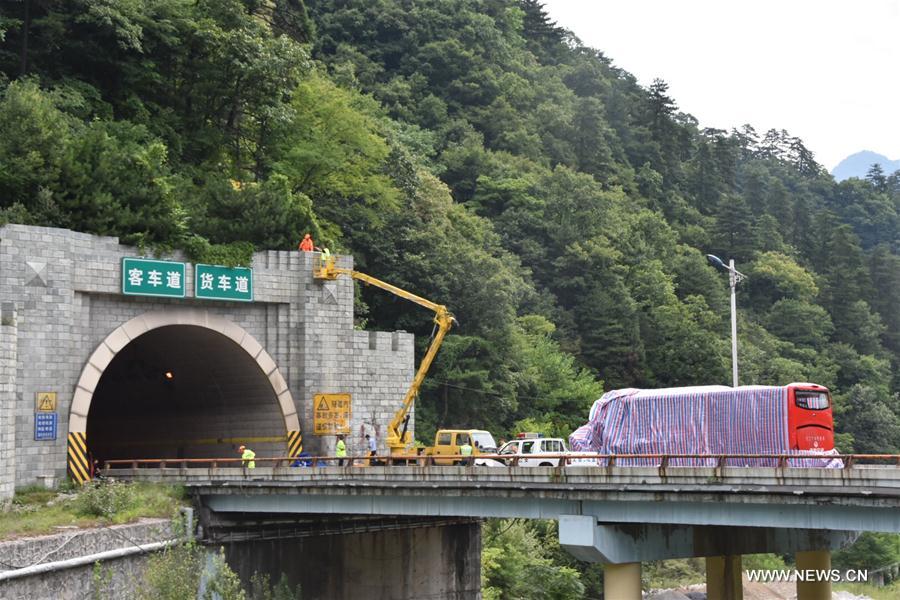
[347,330,415,456]
[0,303,16,502]
[0,224,414,486]
[296,253,414,458]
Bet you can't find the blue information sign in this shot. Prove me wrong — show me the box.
[35,412,58,441]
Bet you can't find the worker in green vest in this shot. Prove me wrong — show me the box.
[336,434,347,466]
[320,246,332,267]
[460,439,473,466]
[239,445,255,469]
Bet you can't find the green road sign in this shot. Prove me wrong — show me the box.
[122,258,186,298]
[195,264,253,302]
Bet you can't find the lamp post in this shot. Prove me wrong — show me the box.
[706,254,747,387]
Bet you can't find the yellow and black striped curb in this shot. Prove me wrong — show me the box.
[287,430,303,457]
[68,431,90,485]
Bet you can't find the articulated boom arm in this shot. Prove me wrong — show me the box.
[315,260,456,455]
[387,303,454,452]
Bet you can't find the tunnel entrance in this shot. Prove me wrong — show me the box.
[86,325,288,463]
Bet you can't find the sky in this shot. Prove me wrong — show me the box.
[541,0,900,171]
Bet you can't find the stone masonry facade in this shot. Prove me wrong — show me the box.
[0,302,16,502]
[0,224,413,496]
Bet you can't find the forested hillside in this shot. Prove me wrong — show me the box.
[1,0,898,456]
[2,1,899,594]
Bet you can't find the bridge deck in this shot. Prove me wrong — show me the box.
[110,465,900,533]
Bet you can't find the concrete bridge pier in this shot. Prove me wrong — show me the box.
[796,550,831,600]
[603,562,642,599]
[706,555,742,600]
[559,516,853,600]
[195,508,482,600]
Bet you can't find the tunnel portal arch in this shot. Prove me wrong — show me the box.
[67,310,301,482]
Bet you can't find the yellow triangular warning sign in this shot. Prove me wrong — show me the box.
[39,394,54,410]
[316,397,330,411]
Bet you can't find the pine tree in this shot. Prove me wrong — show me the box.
[578,281,644,388]
[869,245,900,356]
[866,163,887,192]
[712,194,756,261]
[520,0,567,64]
[819,225,879,352]
[788,137,820,176]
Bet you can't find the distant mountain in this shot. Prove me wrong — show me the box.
[831,150,900,181]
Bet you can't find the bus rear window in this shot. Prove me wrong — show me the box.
[795,391,829,410]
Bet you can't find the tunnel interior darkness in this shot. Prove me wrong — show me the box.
[87,325,286,463]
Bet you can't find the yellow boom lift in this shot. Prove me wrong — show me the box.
[314,257,456,457]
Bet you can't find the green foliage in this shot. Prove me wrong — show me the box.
[0,80,178,244]
[139,541,206,600]
[138,544,301,600]
[2,0,899,584]
[185,176,319,253]
[139,544,250,600]
[75,480,187,521]
[747,252,819,304]
[642,558,705,589]
[833,533,900,571]
[92,561,115,600]
[202,548,247,600]
[77,480,131,519]
[1,482,186,540]
[869,245,900,358]
[765,299,834,347]
[0,79,70,208]
[0,202,33,227]
[183,237,256,268]
[838,385,900,453]
[277,72,396,207]
[482,519,585,599]
[250,572,303,600]
[742,553,787,571]
[640,294,730,386]
[507,318,604,435]
[511,416,555,438]
[11,484,56,507]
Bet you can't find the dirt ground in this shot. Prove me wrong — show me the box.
[651,577,874,600]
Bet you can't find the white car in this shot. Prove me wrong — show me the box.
[493,437,570,467]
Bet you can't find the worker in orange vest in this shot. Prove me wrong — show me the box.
[299,233,315,252]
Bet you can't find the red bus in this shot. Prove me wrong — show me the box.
[570,382,836,465]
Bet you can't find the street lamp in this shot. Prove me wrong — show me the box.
[706,254,747,387]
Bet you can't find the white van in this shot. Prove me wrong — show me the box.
[493,435,569,467]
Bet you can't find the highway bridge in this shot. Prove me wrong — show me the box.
[108,454,900,600]
[2,226,896,599]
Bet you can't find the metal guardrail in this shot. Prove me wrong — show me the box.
[102,453,900,471]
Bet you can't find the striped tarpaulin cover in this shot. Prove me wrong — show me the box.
[569,385,839,467]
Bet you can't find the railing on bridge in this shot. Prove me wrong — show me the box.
[102,452,900,473]
[99,453,900,535]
